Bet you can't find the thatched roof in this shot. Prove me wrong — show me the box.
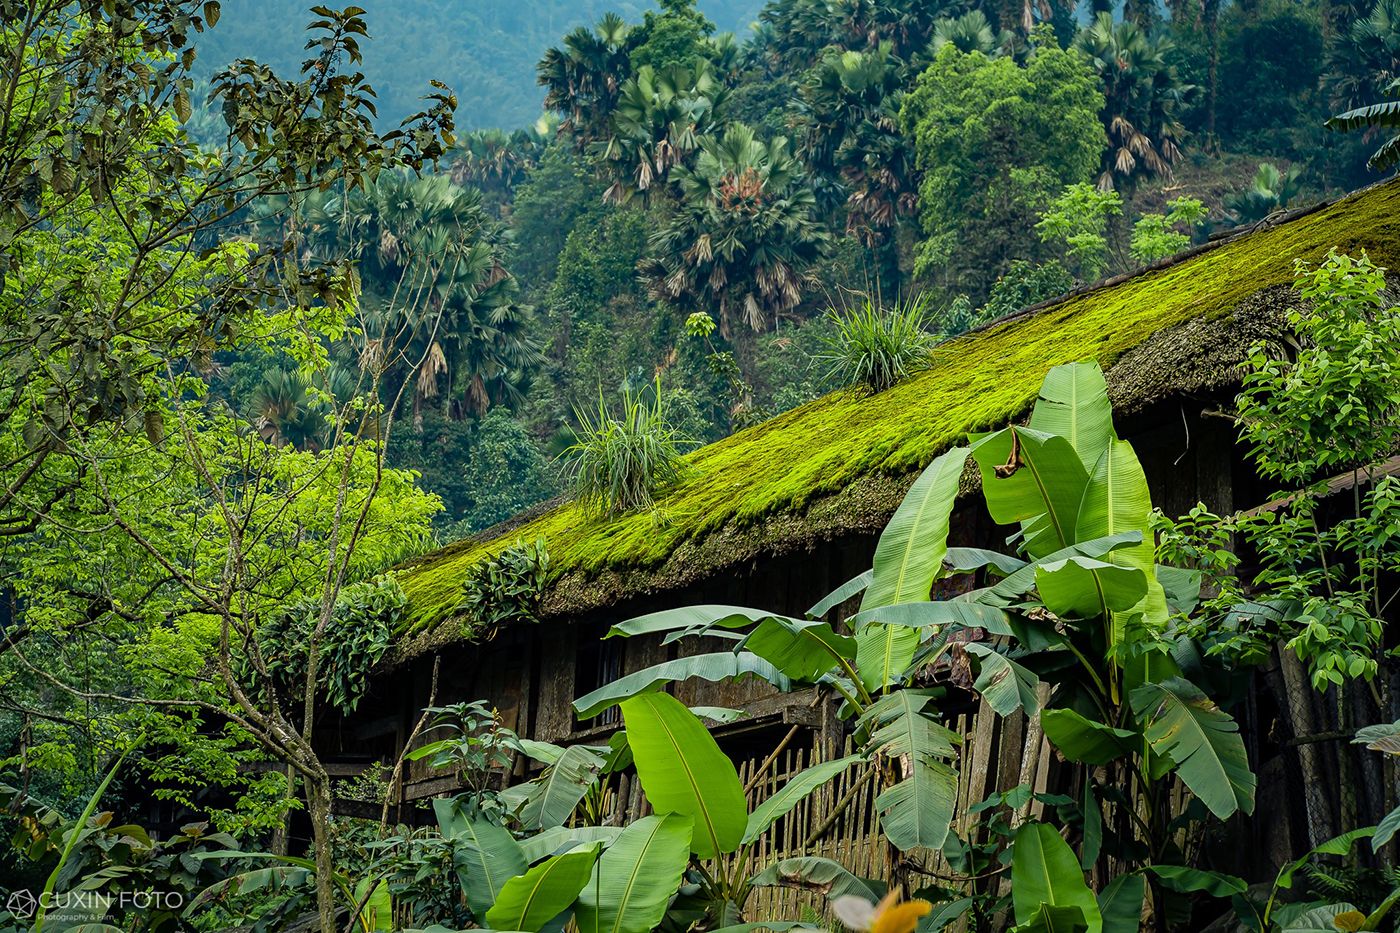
[389,180,1400,662]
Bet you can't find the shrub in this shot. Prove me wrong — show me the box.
[563,379,692,515]
[460,538,550,636]
[819,294,937,393]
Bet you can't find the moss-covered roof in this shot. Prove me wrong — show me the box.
[390,180,1400,658]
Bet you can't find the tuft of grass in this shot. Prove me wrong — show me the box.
[819,294,938,393]
[562,379,691,517]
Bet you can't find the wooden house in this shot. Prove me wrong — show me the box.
[320,180,1400,884]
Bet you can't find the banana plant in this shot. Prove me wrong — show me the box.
[430,692,859,932]
[576,361,1256,927]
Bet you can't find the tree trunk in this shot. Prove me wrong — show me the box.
[306,773,340,933]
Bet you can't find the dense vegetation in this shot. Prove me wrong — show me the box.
[1,0,1399,931]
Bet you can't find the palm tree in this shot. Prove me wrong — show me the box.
[344,172,543,423]
[641,125,829,335]
[1075,13,1195,191]
[598,63,727,204]
[1225,162,1306,223]
[796,43,917,245]
[537,13,634,146]
[1327,81,1400,171]
[1324,0,1400,113]
[930,11,1016,57]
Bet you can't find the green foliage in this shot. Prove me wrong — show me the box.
[1227,162,1305,225]
[901,34,1107,296]
[643,123,829,333]
[256,576,407,716]
[1130,197,1206,264]
[409,702,522,818]
[1328,81,1400,172]
[980,260,1076,323]
[818,294,937,393]
[460,538,551,636]
[1075,13,1193,191]
[564,379,693,516]
[1036,183,1124,282]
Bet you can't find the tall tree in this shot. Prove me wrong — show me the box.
[642,124,829,334]
[537,12,635,146]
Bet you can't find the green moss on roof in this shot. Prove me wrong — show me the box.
[395,181,1400,638]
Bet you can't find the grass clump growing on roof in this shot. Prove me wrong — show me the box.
[819,294,938,393]
[563,377,693,516]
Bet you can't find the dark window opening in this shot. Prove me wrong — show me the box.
[575,623,624,728]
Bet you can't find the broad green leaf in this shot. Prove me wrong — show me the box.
[517,739,568,765]
[847,601,1014,633]
[1010,822,1102,932]
[1080,780,1101,870]
[353,877,392,932]
[1129,678,1256,819]
[1028,361,1116,471]
[518,745,605,831]
[1074,439,1168,651]
[924,897,975,931]
[691,706,744,723]
[945,547,1028,576]
[738,617,856,683]
[1041,709,1136,765]
[1279,904,1367,932]
[974,427,1089,559]
[1353,719,1400,755]
[1033,557,1147,619]
[855,623,921,692]
[519,826,623,864]
[743,755,861,844]
[1096,875,1143,933]
[984,532,1143,604]
[967,644,1041,716]
[435,798,528,916]
[1156,565,1202,615]
[808,571,872,618]
[1012,904,1089,933]
[1147,865,1246,897]
[576,814,692,933]
[863,445,971,609]
[486,844,600,932]
[573,652,789,719]
[1275,827,1375,889]
[865,691,960,852]
[620,693,746,858]
[748,857,878,902]
[1376,805,1400,850]
[607,605,781,639]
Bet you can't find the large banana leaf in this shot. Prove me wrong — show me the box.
[808,570,872,618]
[737,617,856,682]
[1326,98,1400,132]
[519,826,624,864]
[1129,678,1256,819]
[747,857,879,901]
[1010,822,1102,932]
[619,693,746,858]
[1012,905,1089,933]
[945,547,1028,576]
[1074,439,1167,651]
[974,427,1089,559]
[573,652,789,719]
[1096,874,1144,933]
[983,532,1143,604]
[1033,557,1147,619]
[575,814,693,933]
[518,745,606,831]
[606,605,783,639]
[1040,708,1137,765]
[434,797,528,916]
[1028,361,1116,471]
[847,601,1014,633]
[864,690,960,851]
[742,755,861,844]
[854,622,920,693]
[862,444,971,610]
[967,644,1042,716]
[485,843,601,933]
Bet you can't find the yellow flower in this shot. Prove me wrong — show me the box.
[832,891,933,933]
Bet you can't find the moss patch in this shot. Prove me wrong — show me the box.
[395,181,1400,639]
